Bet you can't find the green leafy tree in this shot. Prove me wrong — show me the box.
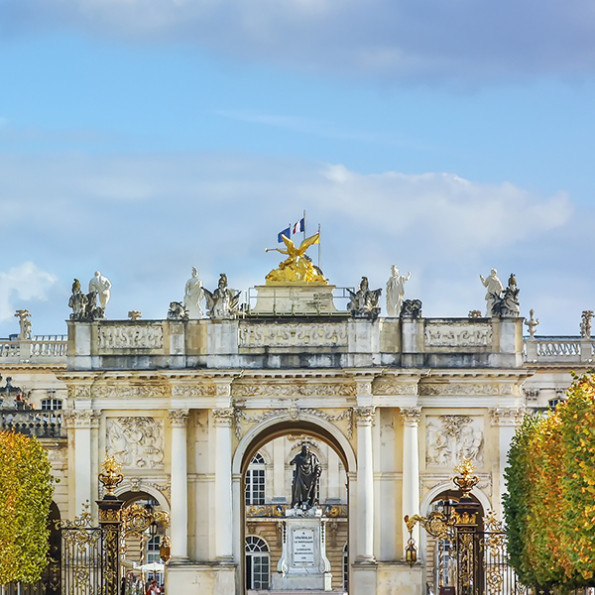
[0,431,54,584]
[504,373,595,589]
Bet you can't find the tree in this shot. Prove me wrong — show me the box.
[0,430,54,584]
[504,372,595,589]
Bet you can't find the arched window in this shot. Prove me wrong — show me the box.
[245,453,266,505]
[245,536,269,590]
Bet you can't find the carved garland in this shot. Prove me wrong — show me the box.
[233,405,354,440]
[232,383,356,398]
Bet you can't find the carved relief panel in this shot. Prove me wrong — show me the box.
[425,415,483,467]
[106,416,164,469]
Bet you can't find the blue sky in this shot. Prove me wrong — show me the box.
[1,0,594,337]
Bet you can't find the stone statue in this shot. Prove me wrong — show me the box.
[265,233,326,285]
[386,265,411,317]
[479,269,503,317]
[184,266,204,319]
[203,274,241,319]
[525,309,540,338]
[290,444,321,509]
[580,310,594,338]
[167,301,189,321]
[347,276,381,319]
[492,273,520,318]
[401,299,422,318]
[14,309,32,339]
[89,271,112,312]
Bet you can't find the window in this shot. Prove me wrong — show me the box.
[245,453,266,505]
[245,536,269,590]
[41,399,62,411]
[147,535,161,563]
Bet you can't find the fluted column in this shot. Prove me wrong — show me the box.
[213,407,234,561]
[401,407,421,557]
[169,409,189,561]
[355,406,375,563]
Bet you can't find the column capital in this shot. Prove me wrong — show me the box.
[354,406,375,425]
[168,409,189,427]
[212,407,234,427]
[489,406,525,427]
[400,406,422,426]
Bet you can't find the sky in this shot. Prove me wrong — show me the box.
[1,0,594,338]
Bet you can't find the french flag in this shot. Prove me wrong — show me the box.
[292,218,305,235]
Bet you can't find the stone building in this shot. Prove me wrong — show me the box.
[0,262,592,595]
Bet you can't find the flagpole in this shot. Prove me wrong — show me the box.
[303,209,306,242]
[318,224,321,269]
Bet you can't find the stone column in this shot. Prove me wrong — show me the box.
[169,409,189,561]
[490,407,524,513]
[401,407,421,556]
[213,407,234,561]
[68,410,100,518]
[355,406,376,563]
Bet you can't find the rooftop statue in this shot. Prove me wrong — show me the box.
[184,266,204,319]
[265,233,326,285]
[347,276,382,319]
[204,274,241,319]
[14,309,32,340]
[89,271,112,313]
[68,278,103,321]
[386,265,411,317]
[479,269,503,317]
[491,273,520,318]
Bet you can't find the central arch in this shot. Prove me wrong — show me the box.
[231,412,357,593]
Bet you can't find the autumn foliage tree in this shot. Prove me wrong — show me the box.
[0,431,54,585]
[504,372,595,589]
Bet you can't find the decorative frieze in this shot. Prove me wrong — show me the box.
[232,382,356,398]
[373,377,418,395]
[73,384,168,400]
[238,322,347,348]
[424,323,492,348]
[171,384,217,398]
[425,415,484,466]
[489,407,525,427]
[106,417,164,469]
[97,325,163,350]
[419,382,514,397]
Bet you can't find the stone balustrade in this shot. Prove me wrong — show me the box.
[524,336,595,364]
[0,408,65,438]
[0,336,67,363]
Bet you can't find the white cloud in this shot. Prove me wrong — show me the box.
[0,262,58,322]
[3,0,595,82]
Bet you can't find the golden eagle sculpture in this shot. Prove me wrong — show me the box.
[265,233,326,285]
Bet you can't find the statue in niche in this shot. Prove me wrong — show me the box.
[265,233,326,285]
[479,269,503,317]
[290,444,321,509]
[347,276,381,319]
[184,266,204,318]
[88,271,112,312]
[386,265,411,317]
[492,274,520,318]
[204,273,241,319]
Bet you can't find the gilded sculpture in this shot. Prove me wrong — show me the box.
[265,233,326,285]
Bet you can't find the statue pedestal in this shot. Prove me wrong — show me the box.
[272,507,332,591]
[250,285,340,316]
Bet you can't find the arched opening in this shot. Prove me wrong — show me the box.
[235,417,354,594]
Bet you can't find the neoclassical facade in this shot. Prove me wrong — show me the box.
[0,273,592,594]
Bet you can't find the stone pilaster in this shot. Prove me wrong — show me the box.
[401,407,421,556]
[213,407,234,561]
[169,409,189,561]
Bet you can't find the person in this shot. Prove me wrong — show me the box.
[386,265,411,317]
[184,266,204,319]
[290,444,321,508]
[146,578,160,594]
[479,269,503,317]
[89,271,112,311]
